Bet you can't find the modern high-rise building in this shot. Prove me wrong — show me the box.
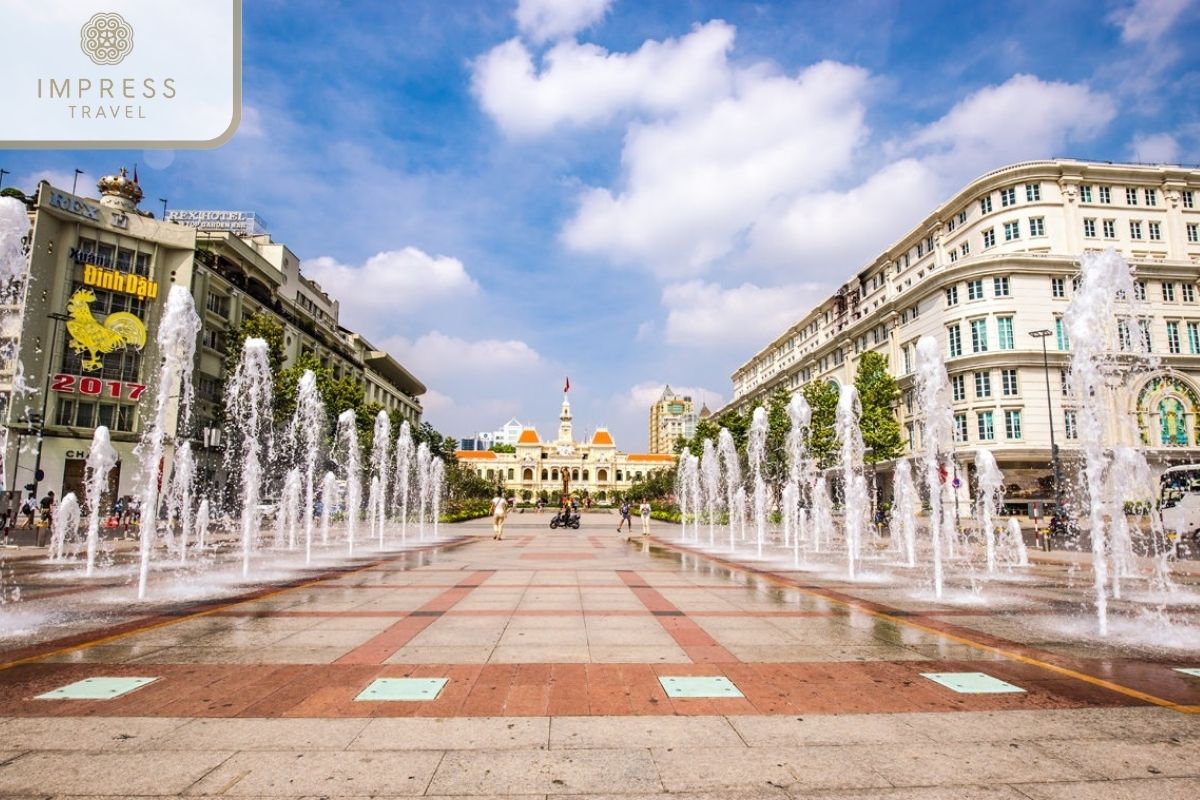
[720,159,1200,509]
[648,385,696,454]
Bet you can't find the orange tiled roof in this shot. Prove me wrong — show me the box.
[627,453,676,463]
[456,450,497,460]
[517,428,540,444]
[591,429,614,446]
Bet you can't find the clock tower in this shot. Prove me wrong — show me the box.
[558,392,573,443]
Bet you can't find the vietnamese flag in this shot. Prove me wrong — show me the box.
[563,376,570,393]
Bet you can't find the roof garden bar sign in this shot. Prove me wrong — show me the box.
[0,1,242,148]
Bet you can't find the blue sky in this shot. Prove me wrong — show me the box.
[4,0,1198,449]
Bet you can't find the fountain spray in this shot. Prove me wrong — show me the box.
[914,335,954,599]
[135,286,201,598]
[225,338,274,579]
[83,426,118,576]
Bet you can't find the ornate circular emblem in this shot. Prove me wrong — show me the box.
[80,12,134,66]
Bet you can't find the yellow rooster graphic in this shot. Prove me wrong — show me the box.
[66,288,147,372]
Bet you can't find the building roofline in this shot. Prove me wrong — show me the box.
[729,158,1200,378]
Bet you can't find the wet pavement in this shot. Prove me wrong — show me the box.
[0,512,1197,798]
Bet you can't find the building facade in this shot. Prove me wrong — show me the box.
[648,385,696,454]
[457,392,674,502]
[2,171,426,503]
[722,159,1200,506]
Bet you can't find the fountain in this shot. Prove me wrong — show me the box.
[974,449,1004,574]
[224,337,274,579]
[1063,249,1155,635]
[83,426,118,577]
[890,458,918,568]
[195,499,210,552]
[783,394,812,555]
[134,286,201,598]
[718,429,741,552]
[275,467,302,551]
[334,411,361,553]
[370,411,390,547]
[167,442,195,564]
[686,451,702,542]
[913,335,954,599]
[0,199,31,492]
[320,471,336,546]
[48,493,81,562]
[430,457,445,539]
[700,439,720,547]
[675,452,694,542]
[748,406,769,558]
[415,442,431,539]
[836,384,867,579]
[394,422,413,543]
[289,370,325,563]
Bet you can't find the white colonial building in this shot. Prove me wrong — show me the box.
[722,159,1200,509]
[457,392,674,502]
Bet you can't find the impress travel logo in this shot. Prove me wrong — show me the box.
[0,0,242,148]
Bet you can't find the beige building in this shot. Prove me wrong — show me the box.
[457,392,674,502]
[2,171,426,503]
[722,159,1200,507]
[648,385,696,454]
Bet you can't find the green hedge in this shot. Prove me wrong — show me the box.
[439,498,492,524]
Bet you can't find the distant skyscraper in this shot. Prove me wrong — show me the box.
[648,385,696,454]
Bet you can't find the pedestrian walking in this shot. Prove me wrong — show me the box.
[639,500,652,535]
[490,492,508,540]
[19,494,36,529]
[36,491,55,547]
[616,499,632,533]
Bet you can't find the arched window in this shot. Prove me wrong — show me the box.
[582,469,589,481]
[508,468,514,479]
[523,468,534,481]
[541,469,548,480]
[616,470,623,481]
[551,468,559,480]
[486,469,495,480]
[1137,376,1200,447]
[1161,397,1188,445]
[597,469,608,482]
[572,468,579,481]
[636,471,643,480]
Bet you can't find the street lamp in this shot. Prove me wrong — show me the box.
[159,198,168,219]
[29,312,71,502]
[1029,330,1064,519]
[71,169,84,195]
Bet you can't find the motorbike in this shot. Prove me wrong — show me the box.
[549,509,580,529]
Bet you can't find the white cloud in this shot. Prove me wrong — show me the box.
[747,159,942,277]
[1129,132,1181,163]
[563,60,871,276]
[515,0,613,43]
[1109,0,1190,44]
[662,281,830,349]
[304,247,479,331]
[420,388,455,413]
[383,331,543,377]
[472,21,735,137]
[909,74,1115,184]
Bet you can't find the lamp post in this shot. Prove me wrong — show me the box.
[1029,329,1064,518]
[159,198,168,220]
[71,169,84,195]
[30,312,71,502]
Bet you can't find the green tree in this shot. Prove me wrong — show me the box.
[490,443,516,453]
[854,351,902,464]
[223,311,285,378]
[763,386,793,489]
[803,380,839,469]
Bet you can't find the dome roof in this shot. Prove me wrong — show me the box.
[97,167,143,205]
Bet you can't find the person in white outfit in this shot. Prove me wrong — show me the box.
[491,493,508,540]
[639,500,652,535]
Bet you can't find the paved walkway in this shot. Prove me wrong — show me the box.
[0,513,1197,798]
